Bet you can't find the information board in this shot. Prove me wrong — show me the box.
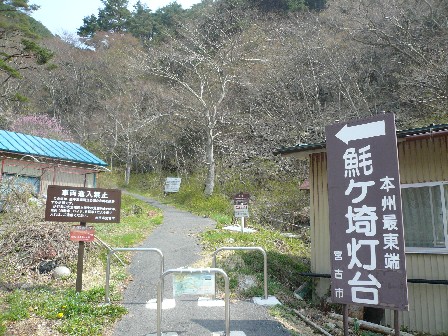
[173,273,215,296]
[233,192,250,218]
[326,113,408,310]
[234,204,249,218]
[164,177,182,193]
[45,185,121,223]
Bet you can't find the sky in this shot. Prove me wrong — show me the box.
[30,0,202,35]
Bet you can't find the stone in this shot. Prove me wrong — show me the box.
[53,266,71,279]
[325,322,336,330]
[38,260,56,274]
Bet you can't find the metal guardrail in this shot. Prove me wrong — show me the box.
[105,247,164,303]
[156,268,230,336]
[212,246,268,300]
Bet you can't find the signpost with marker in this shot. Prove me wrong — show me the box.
[45,185,121,292]
[233,193,250,233]
[325,114,408,335]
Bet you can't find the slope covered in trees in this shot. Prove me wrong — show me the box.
[1,0,447,220]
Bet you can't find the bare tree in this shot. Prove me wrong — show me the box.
[325,0,448,121]
[136,5,261,195]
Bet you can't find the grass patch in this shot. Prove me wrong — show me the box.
[125,172,234,223]
[94,193,163,249]
[121,171,311,301]
[3,287,126,335]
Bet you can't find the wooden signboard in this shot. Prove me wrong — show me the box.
[326,113,408,310]
[45,185,121,223]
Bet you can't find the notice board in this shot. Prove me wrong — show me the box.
[45,185,121,223]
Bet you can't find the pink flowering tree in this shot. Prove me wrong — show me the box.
[10,115,74,142]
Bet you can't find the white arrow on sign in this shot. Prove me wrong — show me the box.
[335,120,386,144]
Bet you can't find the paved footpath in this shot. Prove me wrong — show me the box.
[112,193,291,336]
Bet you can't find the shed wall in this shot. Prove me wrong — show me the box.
[1,161,96,196]
[309,137,448,334]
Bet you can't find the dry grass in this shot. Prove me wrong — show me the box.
[0,195,82,289]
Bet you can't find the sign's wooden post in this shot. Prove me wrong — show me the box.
[75,221,86,292]
[343,304,349,335]
[394,310,400,336]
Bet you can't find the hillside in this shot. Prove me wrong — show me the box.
[0,0,447,224]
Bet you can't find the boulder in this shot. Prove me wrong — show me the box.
[38,260,56,274]
[53,266,71,279]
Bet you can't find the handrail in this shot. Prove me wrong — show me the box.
[105,247,164,303]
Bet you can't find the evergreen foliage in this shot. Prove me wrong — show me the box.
[77,0,326,40]
[127,1,154,41]
[77,0,184,40]
[0,0,52,93]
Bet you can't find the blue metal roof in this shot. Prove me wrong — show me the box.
[0,130,107,167]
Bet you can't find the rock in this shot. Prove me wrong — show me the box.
[238,275,257,291]
[325,322,336,330]
[20,283,34,290]
[38,260,56,274]
[53,266,71,279]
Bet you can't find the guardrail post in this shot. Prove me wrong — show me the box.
[105,247,164,303]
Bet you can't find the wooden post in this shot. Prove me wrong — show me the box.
[241,217,245,233]
[343,304,349,336]
[394,310,400,336]
[75,221,87,292]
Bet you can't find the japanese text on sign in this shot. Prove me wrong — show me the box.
[326,114,408,310]
[70,225,95,242]
[233,193,250,218]
[234,204,249,218]
[45,185,121,223]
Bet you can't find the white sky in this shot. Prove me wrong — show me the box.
[30,0,202,35]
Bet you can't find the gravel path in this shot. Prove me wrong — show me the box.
[112,193,292,336]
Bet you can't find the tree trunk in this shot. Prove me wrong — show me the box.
[204,128,215,196]
[124,143,132,186]
[125,160,131,186]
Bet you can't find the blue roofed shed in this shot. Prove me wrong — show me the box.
[0,130,107,196]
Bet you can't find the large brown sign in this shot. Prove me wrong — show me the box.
[326,113,408,310]
[45,185,121,223]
